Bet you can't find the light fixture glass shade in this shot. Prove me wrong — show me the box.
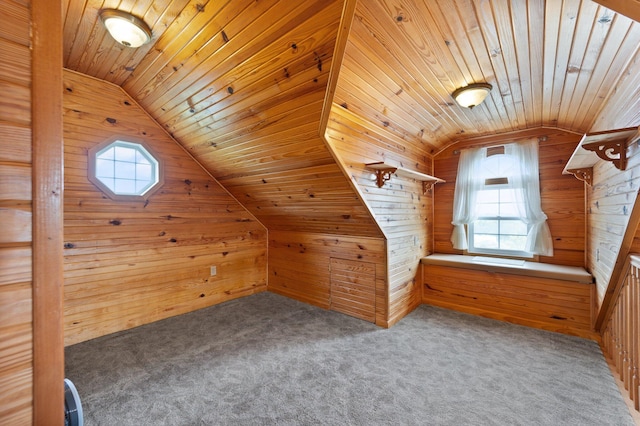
[100,9,151,48]
[452,83,493,109]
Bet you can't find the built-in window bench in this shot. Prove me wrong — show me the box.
[419,254,596,339]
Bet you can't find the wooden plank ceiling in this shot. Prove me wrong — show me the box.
[334,0,640,154]
[62,0,382,237]
[62,0,640,227]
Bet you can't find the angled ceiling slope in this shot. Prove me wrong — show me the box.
[63,0,382,237]
[334,0,640,154]
[63,0,640,230]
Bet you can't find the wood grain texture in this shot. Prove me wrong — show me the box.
[109,0,381,239]
[590,142,640,328]
[326,104,432,326]
[57,0,640,333]
[59,0,640,248]
[330,257,376,322]
[0,1,32,423]
[268,230,387,326]
[332,0,640,154]
[600,255,640,414]
[433,128,586,268]
[32,0,65,423]
[63,70,268,345]
[421,264,596,339]
[62,1,640,155]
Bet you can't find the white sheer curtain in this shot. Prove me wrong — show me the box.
[450,146,485,250]
[450,140,554,256]
[508,140,554,256]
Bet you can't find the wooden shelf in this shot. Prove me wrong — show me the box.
[563,127,640,186]
[365,162,444,193]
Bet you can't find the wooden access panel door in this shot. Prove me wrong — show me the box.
[330,258,376,322]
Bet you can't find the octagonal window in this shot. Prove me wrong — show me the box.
[88,139,163,200]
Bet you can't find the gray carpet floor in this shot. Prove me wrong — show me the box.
[65,292,634,425]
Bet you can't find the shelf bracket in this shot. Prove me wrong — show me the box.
[566,167,593,186]
[582,140,627,171]
[372,167,397,188]
[422,181,437,194]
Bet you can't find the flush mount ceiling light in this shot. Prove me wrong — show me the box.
[99,9,151,48]
[452,83,493,109]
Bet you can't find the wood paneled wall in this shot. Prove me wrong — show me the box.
[421,264,595,339]
[109,0,380,240]
[102,0,385,324]
[268,230,387,325]
[589,142,640,310]
[326,104,433,326]
[0,1,33,422]
[433,128,586,267]
[63,70,268,345]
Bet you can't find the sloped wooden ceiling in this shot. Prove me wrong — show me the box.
[334,0,640,153]
[62,0,640,234]
[63,0,381,237]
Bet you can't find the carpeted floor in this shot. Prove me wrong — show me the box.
[65,292,634,425]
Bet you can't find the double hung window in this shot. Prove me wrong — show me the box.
[467,147,530,256]
[451,140,553,257]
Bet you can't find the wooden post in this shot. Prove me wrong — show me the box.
[32,0,64,424]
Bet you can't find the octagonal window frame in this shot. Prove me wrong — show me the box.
[88,137,164,201]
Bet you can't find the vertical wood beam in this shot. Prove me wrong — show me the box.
[319,0,357,134]
[32,0,64,424]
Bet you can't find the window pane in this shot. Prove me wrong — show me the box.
[136,180,151,193]
[136,163,152,181]
[136,150,151,164]
[114,179,136,194]
[115,146,137,163]
[115,161,136,179]
[97,147,115,160]
[477,204,499,216]
[501,220,528,235]
[477,189,499,203]
[499,203,519,217]
[474,234,499,249]
[95,159,114,178]
[500,235,527,251]
[474,220,499,234]
[500,188,518,202]
[101,178,116,192]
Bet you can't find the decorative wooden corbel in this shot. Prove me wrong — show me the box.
[372,167,397,188]
[582,139,627,171]
[566,167,593,186]
[422,181,437,194]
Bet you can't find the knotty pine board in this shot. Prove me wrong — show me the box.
[326,104,433,326]
[0,1,32,423]
[330,257,376,323]
[268,230,387,326]
[589,141,640,309]
[63,70,268,345]
[421,264,595,339]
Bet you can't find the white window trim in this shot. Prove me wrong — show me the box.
[88,137,164,201]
